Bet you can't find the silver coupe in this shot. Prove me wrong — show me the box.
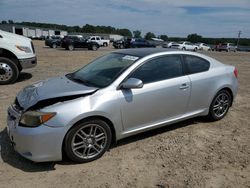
[7,48,238,163]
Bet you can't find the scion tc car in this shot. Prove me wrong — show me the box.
[7,48,238,163]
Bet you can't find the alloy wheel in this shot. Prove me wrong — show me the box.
[212,93,230,118]
[71,124,108,159]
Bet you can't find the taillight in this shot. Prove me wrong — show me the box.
[234,68,238,78]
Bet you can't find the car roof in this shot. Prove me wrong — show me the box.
[114,48,179,57]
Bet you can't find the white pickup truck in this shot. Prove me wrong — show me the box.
[0,30,37,84]
[88,36,110,47]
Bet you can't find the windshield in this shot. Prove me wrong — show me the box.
[67,53,139,88]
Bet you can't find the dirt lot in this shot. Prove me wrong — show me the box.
[0,41,249,188]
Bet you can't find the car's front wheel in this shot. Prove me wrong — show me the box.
[64,119,112,163]
[207,90,232,121]
[0,57,19,85]
[91,44,98,51]
[52,43,57,49]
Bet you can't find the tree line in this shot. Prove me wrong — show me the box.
[1,20,250,46]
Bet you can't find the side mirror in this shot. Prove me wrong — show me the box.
[120,78,143,89]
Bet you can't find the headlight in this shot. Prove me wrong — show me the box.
[15,45,32,53]
[20,111,56,127]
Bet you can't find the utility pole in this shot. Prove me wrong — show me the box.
[237,31,242,47]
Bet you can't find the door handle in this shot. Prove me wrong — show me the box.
[179,83,189,89]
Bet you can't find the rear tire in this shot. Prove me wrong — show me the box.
[103,43,108,47]
[0,57,19,85]
[207,90,232,121]
[68,45,74,51]
[64,119,112,163]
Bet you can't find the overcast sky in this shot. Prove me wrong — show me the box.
[0,0,250,38]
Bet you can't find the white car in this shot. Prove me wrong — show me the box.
[162,42,175,48]
[171,41,199,51]
[196,43,211,51]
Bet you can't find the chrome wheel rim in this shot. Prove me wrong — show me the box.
[0,62,13,81]
[92,45,97,50]
[69,45,73,50]
[71,124,107,159]
[213,93,230,118]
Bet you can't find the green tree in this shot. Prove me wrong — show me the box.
[144,32,156,40]
[8,20,14,24]
[133,30,142,38]
[1,20,7,24]
[116,29,132,37]
[187,33,202,43]
[159,35,168,41]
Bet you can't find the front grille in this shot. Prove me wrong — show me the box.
[31,41,35,54]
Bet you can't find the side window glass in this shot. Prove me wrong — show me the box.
[130,55,183,84]
[185,55,210,74]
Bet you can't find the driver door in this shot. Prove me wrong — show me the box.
[119,55,191,132]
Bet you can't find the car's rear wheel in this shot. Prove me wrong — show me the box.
[194,47,197,51]
[103,42,108,47]
[182,47,186,50]
[68,45,74,51]
[0,57,19,85]
[207,90,232,121]
[64,119,112,163]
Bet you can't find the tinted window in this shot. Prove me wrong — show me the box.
[70,53,139,88]
[184,55,210,74]
[130,55,183,84]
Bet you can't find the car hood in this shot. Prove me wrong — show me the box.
[16,76,98,111]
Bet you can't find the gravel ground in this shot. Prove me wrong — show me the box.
[0,41,249,188]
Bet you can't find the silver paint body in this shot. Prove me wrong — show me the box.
[7,50,238,162]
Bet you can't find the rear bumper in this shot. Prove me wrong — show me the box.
[19,57,37,69]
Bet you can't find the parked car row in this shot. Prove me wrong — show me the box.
[213,43,237,52]
[162,41,237,52]
[113,38,156,49]
[45,35,110,51]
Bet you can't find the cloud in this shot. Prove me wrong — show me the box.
[0,0,249,37]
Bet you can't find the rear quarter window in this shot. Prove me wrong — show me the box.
[184,55,210,74]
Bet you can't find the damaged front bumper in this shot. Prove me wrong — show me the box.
[7,105,65,162]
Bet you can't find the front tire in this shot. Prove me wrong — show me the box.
[0,57,19,85]
[91,44,98,51]
[52,43,57,49]
[207,90,232,121]
[64,119,112,163]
